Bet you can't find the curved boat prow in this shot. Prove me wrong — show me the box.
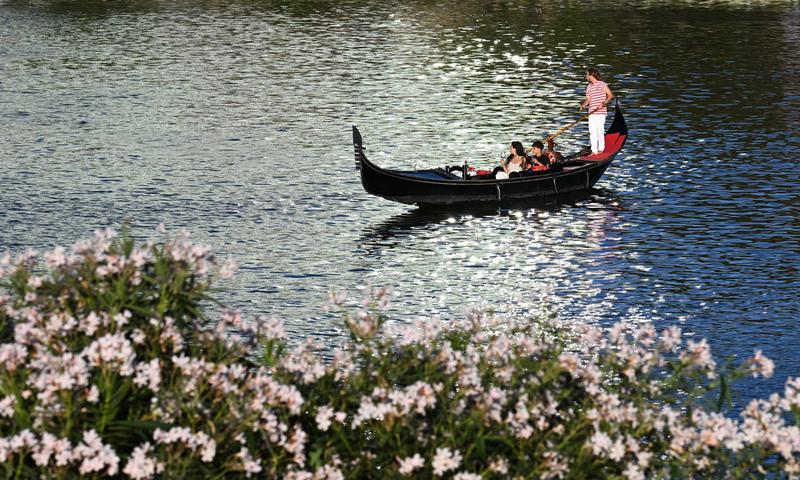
[608,102,628,136]
[352,126,364,170]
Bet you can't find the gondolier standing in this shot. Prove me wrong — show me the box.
[580,68,614,155]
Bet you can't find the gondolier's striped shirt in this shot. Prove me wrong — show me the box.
[586,81,608,115]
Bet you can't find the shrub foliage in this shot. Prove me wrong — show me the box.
[0,230,798,479]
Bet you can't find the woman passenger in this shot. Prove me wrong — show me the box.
[493,141,528,179]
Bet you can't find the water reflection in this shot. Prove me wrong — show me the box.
[359,189,618,252]
[354,189,627,326]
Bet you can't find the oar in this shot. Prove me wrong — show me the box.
[542,105,604,145]
[529,105,607,162]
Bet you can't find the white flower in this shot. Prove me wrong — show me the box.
[590,430,612,456]
[660,325,682,352]
[609,322,625,344]
[152,428,216,463]
[236,447,262,477]
[131,329,147,345]
[608,439,626,461]
[453,474,482,480]
[488,457,508,474]
[45,246,68,269]
[75,430,119,476]
[316,406,334,432]
[313,465,344,480]
[397,453,424,475]
[83,333,136,376]
[0,396,15,418]
[558,352,580,375]
[749,350,774,378]
[0,344,27,372]
[681,339,716,374]
[123,443,163,479]
[255,315,286,340]
[623,463,645,480]
[86,385,100,403]
[432,447,461,476]
[134,359,161,393]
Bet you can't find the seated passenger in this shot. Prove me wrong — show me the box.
[526,141,551,172]
[545,138,564,163]
[493,141,528,179]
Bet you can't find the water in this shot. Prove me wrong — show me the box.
[1,0,798,404]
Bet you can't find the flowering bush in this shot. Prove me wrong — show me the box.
[1,229,799,479]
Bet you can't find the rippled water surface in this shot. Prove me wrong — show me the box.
[1,0,798,403]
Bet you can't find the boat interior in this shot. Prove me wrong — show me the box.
[399,129,626,181]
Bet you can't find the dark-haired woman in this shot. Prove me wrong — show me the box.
[579,68,614,155]
[493,141,528,179]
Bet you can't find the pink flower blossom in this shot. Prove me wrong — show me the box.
[589,430,612,456]
[84,333,136,376]
[282,341,327,385]
[681,339,716,375]
[254,315,286,340]
[131,329,147,345]
[488,457,509,474]
[285,426,307,466]
[236,447,262,477]
[453,473,482,480]
[558,352,580,375]
[316,406,334,431]
[0,396,15,418]
[44,246,68,269]
[749,350,775,378]
[0,344,27,372]
[609,322,625,345]
[660,325,682,352]
[397,453,424,475]
[134,359,161,393]
[123,442,162,479]
[785,377,800,409]
[158,317,184,352]
[86,385,100,403]
[75,430,119,476]
[80,312,105,336]
[153,427,216,462]
[313,465,344,480]
[432,447,461,476]
[623,463,645,480]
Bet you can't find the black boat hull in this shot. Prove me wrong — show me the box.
[354,105,627,206]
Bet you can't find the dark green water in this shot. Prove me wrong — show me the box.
[1,0,798,403]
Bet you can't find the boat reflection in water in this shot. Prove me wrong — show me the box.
[359,188,625,257]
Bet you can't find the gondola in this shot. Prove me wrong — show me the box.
[353,103,628,206]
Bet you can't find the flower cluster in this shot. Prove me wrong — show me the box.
[1,230,798,479]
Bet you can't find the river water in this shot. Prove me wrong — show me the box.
[1,0,798,404]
